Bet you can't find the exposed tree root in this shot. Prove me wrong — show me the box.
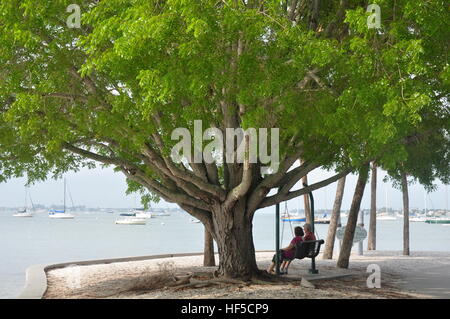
[78,268,304,297]
[167,269,304,291]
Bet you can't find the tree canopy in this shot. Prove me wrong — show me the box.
[0,0,448,277]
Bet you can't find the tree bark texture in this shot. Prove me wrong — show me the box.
[337,164,369,268]
[323,176,346,259]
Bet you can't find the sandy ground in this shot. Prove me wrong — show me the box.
[44,251,450,299]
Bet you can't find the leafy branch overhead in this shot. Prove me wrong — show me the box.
[0,0,448,276]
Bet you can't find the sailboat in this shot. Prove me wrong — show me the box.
[409,215,427,222]
[13,187,33,217]
[377,213,397,221]
[115,217,147,225]
[13,208,33,218]
[377,184,396,220]
[133,208,153,219]
[48,178,75,219]
[315,213,331,224]
[281,202,306,223]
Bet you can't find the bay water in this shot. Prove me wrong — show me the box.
[1,210,449,299]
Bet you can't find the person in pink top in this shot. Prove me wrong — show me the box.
[267,226,304,275]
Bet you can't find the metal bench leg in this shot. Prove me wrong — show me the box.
[309,257,319,274]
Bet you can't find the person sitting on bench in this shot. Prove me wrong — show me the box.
[267,226,304,275]
[276,223,317,274]
[303,223,316,241]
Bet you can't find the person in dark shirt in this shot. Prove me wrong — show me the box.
[267,226,304,275]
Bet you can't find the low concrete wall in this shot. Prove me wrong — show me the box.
[17,250,276,299]
[16,252,205,299]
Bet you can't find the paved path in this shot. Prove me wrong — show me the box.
[398,265,450,299]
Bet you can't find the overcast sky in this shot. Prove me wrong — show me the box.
[0,165,448,211]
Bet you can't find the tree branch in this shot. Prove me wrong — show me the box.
[258,168,353,209]
[223,134,253,211]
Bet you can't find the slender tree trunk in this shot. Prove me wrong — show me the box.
[337,164,369,268]
[323,176,346,259]
[401,171,410,256]
[302,175,312,224]
[203,227,216,266]
[368,162,377,250]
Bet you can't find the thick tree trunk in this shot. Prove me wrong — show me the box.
[368,162,377,250]
[212,201,259,279]
[401,171,410,256]
[337,164,369,268]
[323,176,346,259]
[203,227,216,266]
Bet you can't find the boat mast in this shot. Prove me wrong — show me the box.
[385,181,388,214]
[424,189,427,215]
[64,178,66,212]
[445,185,448,214]
[24,186,27,210]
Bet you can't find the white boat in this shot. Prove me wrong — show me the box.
[49,210,75,219]
[135,212,152,218]
[13,187,34,217]
[315,213,331,224]
[190,218,201,223]
[377,215,397,220]
[409,216,427,222]
[115,217,147,225]
[48,178,75,219]
[13,209,33,218]
[133,209,153,219]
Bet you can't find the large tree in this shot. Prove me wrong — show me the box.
[0,1,448,279]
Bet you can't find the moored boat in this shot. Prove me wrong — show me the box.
[376,213,397,221]
[131,208,153,218]
[115,217,147,225]
[315,218,331,224]
[281,216,306,222]
[13,209,33,218]
[315,214,331,224]
[13,187,34,217]
[425,218,450,224]
[409,216,427,222]
[48,209,75,219]
[134,211,153,219]
[48,178,75,219]
[120,212,136,217]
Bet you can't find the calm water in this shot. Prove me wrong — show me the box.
[1,210,449,298]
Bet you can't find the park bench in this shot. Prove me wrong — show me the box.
[283,239,325,274]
